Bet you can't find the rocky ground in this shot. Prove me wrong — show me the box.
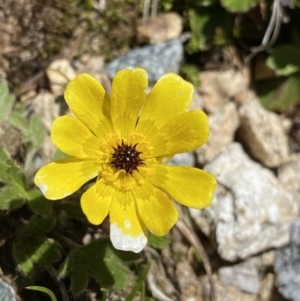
[1,1,300,301]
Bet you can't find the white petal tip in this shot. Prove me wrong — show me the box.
[110,223,147,253]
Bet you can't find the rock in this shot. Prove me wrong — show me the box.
[190,143,298,261]
[46,58,76,97]
[198,274,257,301]
[170,152,195,167]
[219,258,260,294]
[176,262,202,301]
[137,13,183,44]
[197,103,240,164]
[275,218,300,301]
[30,92,60,132]
[278,153,300,197]
[199,68,250,114]
[105,39,183,83]
[0,121,22,157]
[0,279,16,301]
[237,94,289,168]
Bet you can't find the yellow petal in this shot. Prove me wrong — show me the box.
[136,73,193,138]
[145,110,209,158]
[81,179,114,225]
[134,179,178,236]
[110,68,147,137]
[34,158,99,200]
[51,115,100,158]
[146,165,217,209]
[64,73,113,138]
[110,190,148,252]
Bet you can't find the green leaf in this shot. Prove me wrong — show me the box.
[187,5,232,52]
[27,190,52,215]
[0,81,15,123]
[0,185,25,210]
[58,237,141,294]
[194,0,218,6]
[221,0,260,12]
[257,72,300,112]
[0,150,27,210]
[148,233,171,250]
[13,216,61,276]
[266,44,300,76]
[0,149,26,188]
[125,261,151,301]
[26,286,57,301]
[9,112,46,150]
[24,114,46,150]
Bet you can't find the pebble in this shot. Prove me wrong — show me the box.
[137,12,183,44]
[197,102,239,164]
[105,39,183,83]
[0,279,16,301]
[237,93,289,168]
[275,218,300,301]
[190,143,298,261]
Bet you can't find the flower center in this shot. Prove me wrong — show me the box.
[110,140,145,174]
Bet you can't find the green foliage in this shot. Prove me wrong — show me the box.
[257,73,300,112]
[0,150,27,210]
[9,111,46,152]
[58,237,141,294]
[148,233,171,250]
[187,5,232,52]
[267,44,300,76]
[125,261,151,301]
[0,81,15,123]
[13,216,61,276]
[181,64,201,88]
[220,0,260,12]
[26,286,58,301]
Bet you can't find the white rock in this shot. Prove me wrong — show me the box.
[46,58,76,97]
[197,103,239,164]
[137,12,183,44]
[238,94,289,168]
[219,258,260,294]
[31,91,59,132]
[190,143,298,261]
[199,68,250,114]
[278,153,300,197]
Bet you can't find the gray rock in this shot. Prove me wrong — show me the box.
[197,103,240,164]
[0,279,17,301]
[170,152,195,167]
[237,94,289,168]
[105,39,183,83]
[278,153,300,197]
[275,218,300,301]
[190,143,298,261]
[219,258,260,294]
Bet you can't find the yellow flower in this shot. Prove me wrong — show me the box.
[34,68,216,253]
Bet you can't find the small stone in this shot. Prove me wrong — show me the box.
[105,39,183,84]
[199,67,250,114]
[197,103,240,164]
[46,58,76,97]
[190,143,298,261]
[219,258,260,294]
[237,94,289,168]
[137,12,183,44]
[275,218,300,301]
[0,279,17,301]
[278,153,300,197]
[30,91,60,132]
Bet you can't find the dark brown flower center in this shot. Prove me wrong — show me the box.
[110,140,145,174]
